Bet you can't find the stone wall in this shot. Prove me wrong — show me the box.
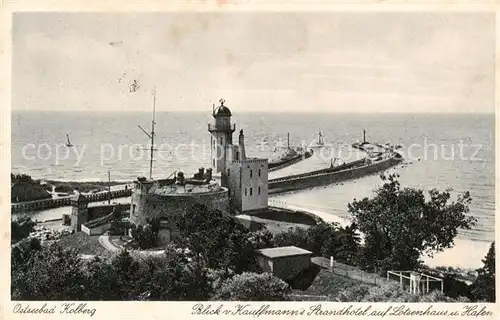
[130,187,229,226]
[269,156,402,194]
[87,203,129,221]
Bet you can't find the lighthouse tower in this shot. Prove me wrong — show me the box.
[208,99,235,180]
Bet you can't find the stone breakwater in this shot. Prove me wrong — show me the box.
[268,154,403,194]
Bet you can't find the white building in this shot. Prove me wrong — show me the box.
[208,99,269,214]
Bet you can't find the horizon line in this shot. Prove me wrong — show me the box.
[10,109,496,115]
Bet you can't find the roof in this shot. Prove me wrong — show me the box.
[213,100,232,117]
[254,246,312,259]
[151,181,224,196]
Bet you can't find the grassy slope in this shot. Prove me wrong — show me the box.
[290,266,367,298]
[11,181,51,202]
[58,232,112,257]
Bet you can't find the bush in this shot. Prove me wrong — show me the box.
[212,272,291,301]
[335,282,469,302]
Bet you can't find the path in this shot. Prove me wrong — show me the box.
[98,234,165,256]
[98,235,120,253]
[268,200,351,227]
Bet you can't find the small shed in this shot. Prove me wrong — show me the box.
[254,246,312,280]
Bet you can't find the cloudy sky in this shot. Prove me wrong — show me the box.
[12,12,495,113]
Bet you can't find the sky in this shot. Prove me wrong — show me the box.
[12,12,495,113]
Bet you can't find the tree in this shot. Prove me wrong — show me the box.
[11,243,87,300]
[273,222,361,265]
[135,244,212,300]
[129,222,158,249]
[273,226,309,249]
[176,203,256,273]
[471,242,495,302]
[11,217,36,244]
[348,173,476,273]
[212,272,291,301]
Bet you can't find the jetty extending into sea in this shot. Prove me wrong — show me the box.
[11,141,402,213]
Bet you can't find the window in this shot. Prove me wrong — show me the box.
[132,204,136,215]
[235,151,239,160]
[227,169,230,176]
[250,170,253,178]
[258,186,261,195]
[250,187,253,196]
[258,169,261,177]
[220,137,223,145]
[213,159,215,167]
[244,188,247,196]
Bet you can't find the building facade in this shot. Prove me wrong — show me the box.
[254,246,313,280]
[129,170,230,244]
[208,100,269,214]
[70,193,89,232]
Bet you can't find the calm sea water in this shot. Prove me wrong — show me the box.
[11,111,495,266]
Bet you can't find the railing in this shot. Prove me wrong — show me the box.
[11,188,132,213]
[268,199,290,209]
[312,257,390,286]
[207,123,236,132]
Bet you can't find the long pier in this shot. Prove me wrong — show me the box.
[11,188,132,214]
[268,153,403,194]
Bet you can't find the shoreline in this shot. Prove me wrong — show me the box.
[278,203,489,271]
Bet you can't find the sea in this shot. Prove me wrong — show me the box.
[11,111,495,269]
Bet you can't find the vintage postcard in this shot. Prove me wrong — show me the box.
[1,1,498,319]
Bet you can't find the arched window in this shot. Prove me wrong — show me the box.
[250,170,253,178]
[250,187,253,196]
[258,186,261,195]
[258,169,261,177]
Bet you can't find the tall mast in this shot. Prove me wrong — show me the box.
[137,86,158,180]
[150,87,156,179]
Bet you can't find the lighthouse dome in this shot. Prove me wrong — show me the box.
[214,105,232,117]
[213,99,232,117]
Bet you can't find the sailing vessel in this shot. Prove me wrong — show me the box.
[312,130,325,148]
[269,133,313,171]
[65,133,73,147]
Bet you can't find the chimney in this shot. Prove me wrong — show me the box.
[177,171,185,185]
[238,129,247,160]
[205,168,213,182]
